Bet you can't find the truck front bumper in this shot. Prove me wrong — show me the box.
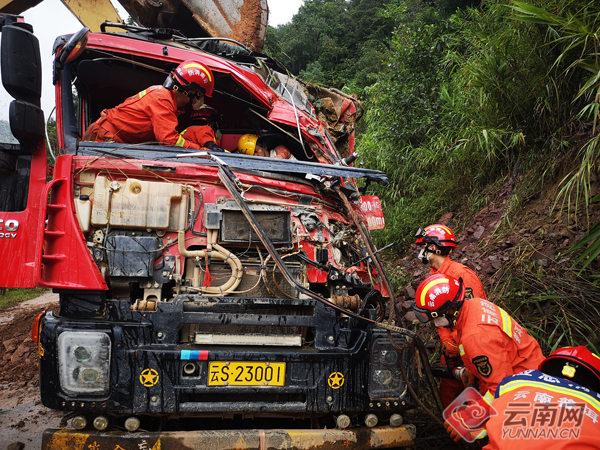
[42,425,416,450]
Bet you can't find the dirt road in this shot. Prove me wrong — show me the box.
[0,292,63,450]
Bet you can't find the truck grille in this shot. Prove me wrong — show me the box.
[180,301,314,345]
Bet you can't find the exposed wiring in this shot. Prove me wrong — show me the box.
[235,228,254,259]
[192,152,442,420]
[386,330,445,424]
[188,187,206,237]
[249,108,303,146]
[257,249,275,297]
[271,252,303,300]
[279,82,307,156]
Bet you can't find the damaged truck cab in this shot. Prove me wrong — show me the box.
[0,15,418,450]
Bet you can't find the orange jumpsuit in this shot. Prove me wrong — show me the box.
[82,86,200,149]
[454,298,545,398]
[432,257,487,407]
[484,369,600,449]
[180,124,217,148]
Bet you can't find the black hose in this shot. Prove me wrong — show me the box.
[217,164,378,324]
[334,187,405,327]
[386,331,444,427]
[217,161,446,420]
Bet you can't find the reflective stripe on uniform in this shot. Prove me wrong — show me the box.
[459,344,465,357]
[446,341,459,351]
[498,379,600,413]
[498,307,513,337]
[473,429,488,440]
[139,89,147,99]
[483,391,494,405]
[175,135,186,147]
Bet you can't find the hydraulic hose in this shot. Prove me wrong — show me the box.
[177,229,243,295]
[334,186,404,327]
[192,151,444,421]
[217,163,377,322]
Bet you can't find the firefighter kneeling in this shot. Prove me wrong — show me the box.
[412,274,545,442]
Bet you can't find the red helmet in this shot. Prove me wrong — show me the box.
[539,346,600,393]
[415,224,456,252]
[190,105,219,124]
[172,60,215,97]
[412,274,465,325]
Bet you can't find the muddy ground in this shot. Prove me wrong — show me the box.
[0,293,62,450]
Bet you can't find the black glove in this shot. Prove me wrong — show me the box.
[205,141,225,153]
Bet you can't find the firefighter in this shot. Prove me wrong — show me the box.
[412,274,545,441]
[484,346,600,449]
[179,105,225,152]
[415,224,487,407]
[237,134,267,156]
[82,60,214,149]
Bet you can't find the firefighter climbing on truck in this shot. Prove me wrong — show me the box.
[82,59,214,149]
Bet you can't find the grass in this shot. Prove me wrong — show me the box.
[0,288,49,310]
[490,242,600,355]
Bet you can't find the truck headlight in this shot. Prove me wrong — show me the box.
[58,331,111,396]
[368,336,405,399]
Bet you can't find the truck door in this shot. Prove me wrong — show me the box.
[0,16,47,288]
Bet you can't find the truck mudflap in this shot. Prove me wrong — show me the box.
[41,425,416,450]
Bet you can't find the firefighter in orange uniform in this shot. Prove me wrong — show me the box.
[83,60,214,149]
[411,274,545,441]
[179,105,225,152]
[415,224,487,407]
[484,346,600,449]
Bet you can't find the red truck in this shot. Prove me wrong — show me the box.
[0,14,419,450]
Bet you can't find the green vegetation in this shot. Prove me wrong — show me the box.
[0,288,48,310]
[265,0,600,351]
[265,0,599,248]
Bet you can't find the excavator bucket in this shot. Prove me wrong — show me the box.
[118,0,268,50]
[185,0,268,50]
[60,0,122,32]
[0,0,268,50]
[0,0,123,32]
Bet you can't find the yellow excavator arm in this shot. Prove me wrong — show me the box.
[0,0,268,50]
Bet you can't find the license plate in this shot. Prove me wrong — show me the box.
[208,362,286,386]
